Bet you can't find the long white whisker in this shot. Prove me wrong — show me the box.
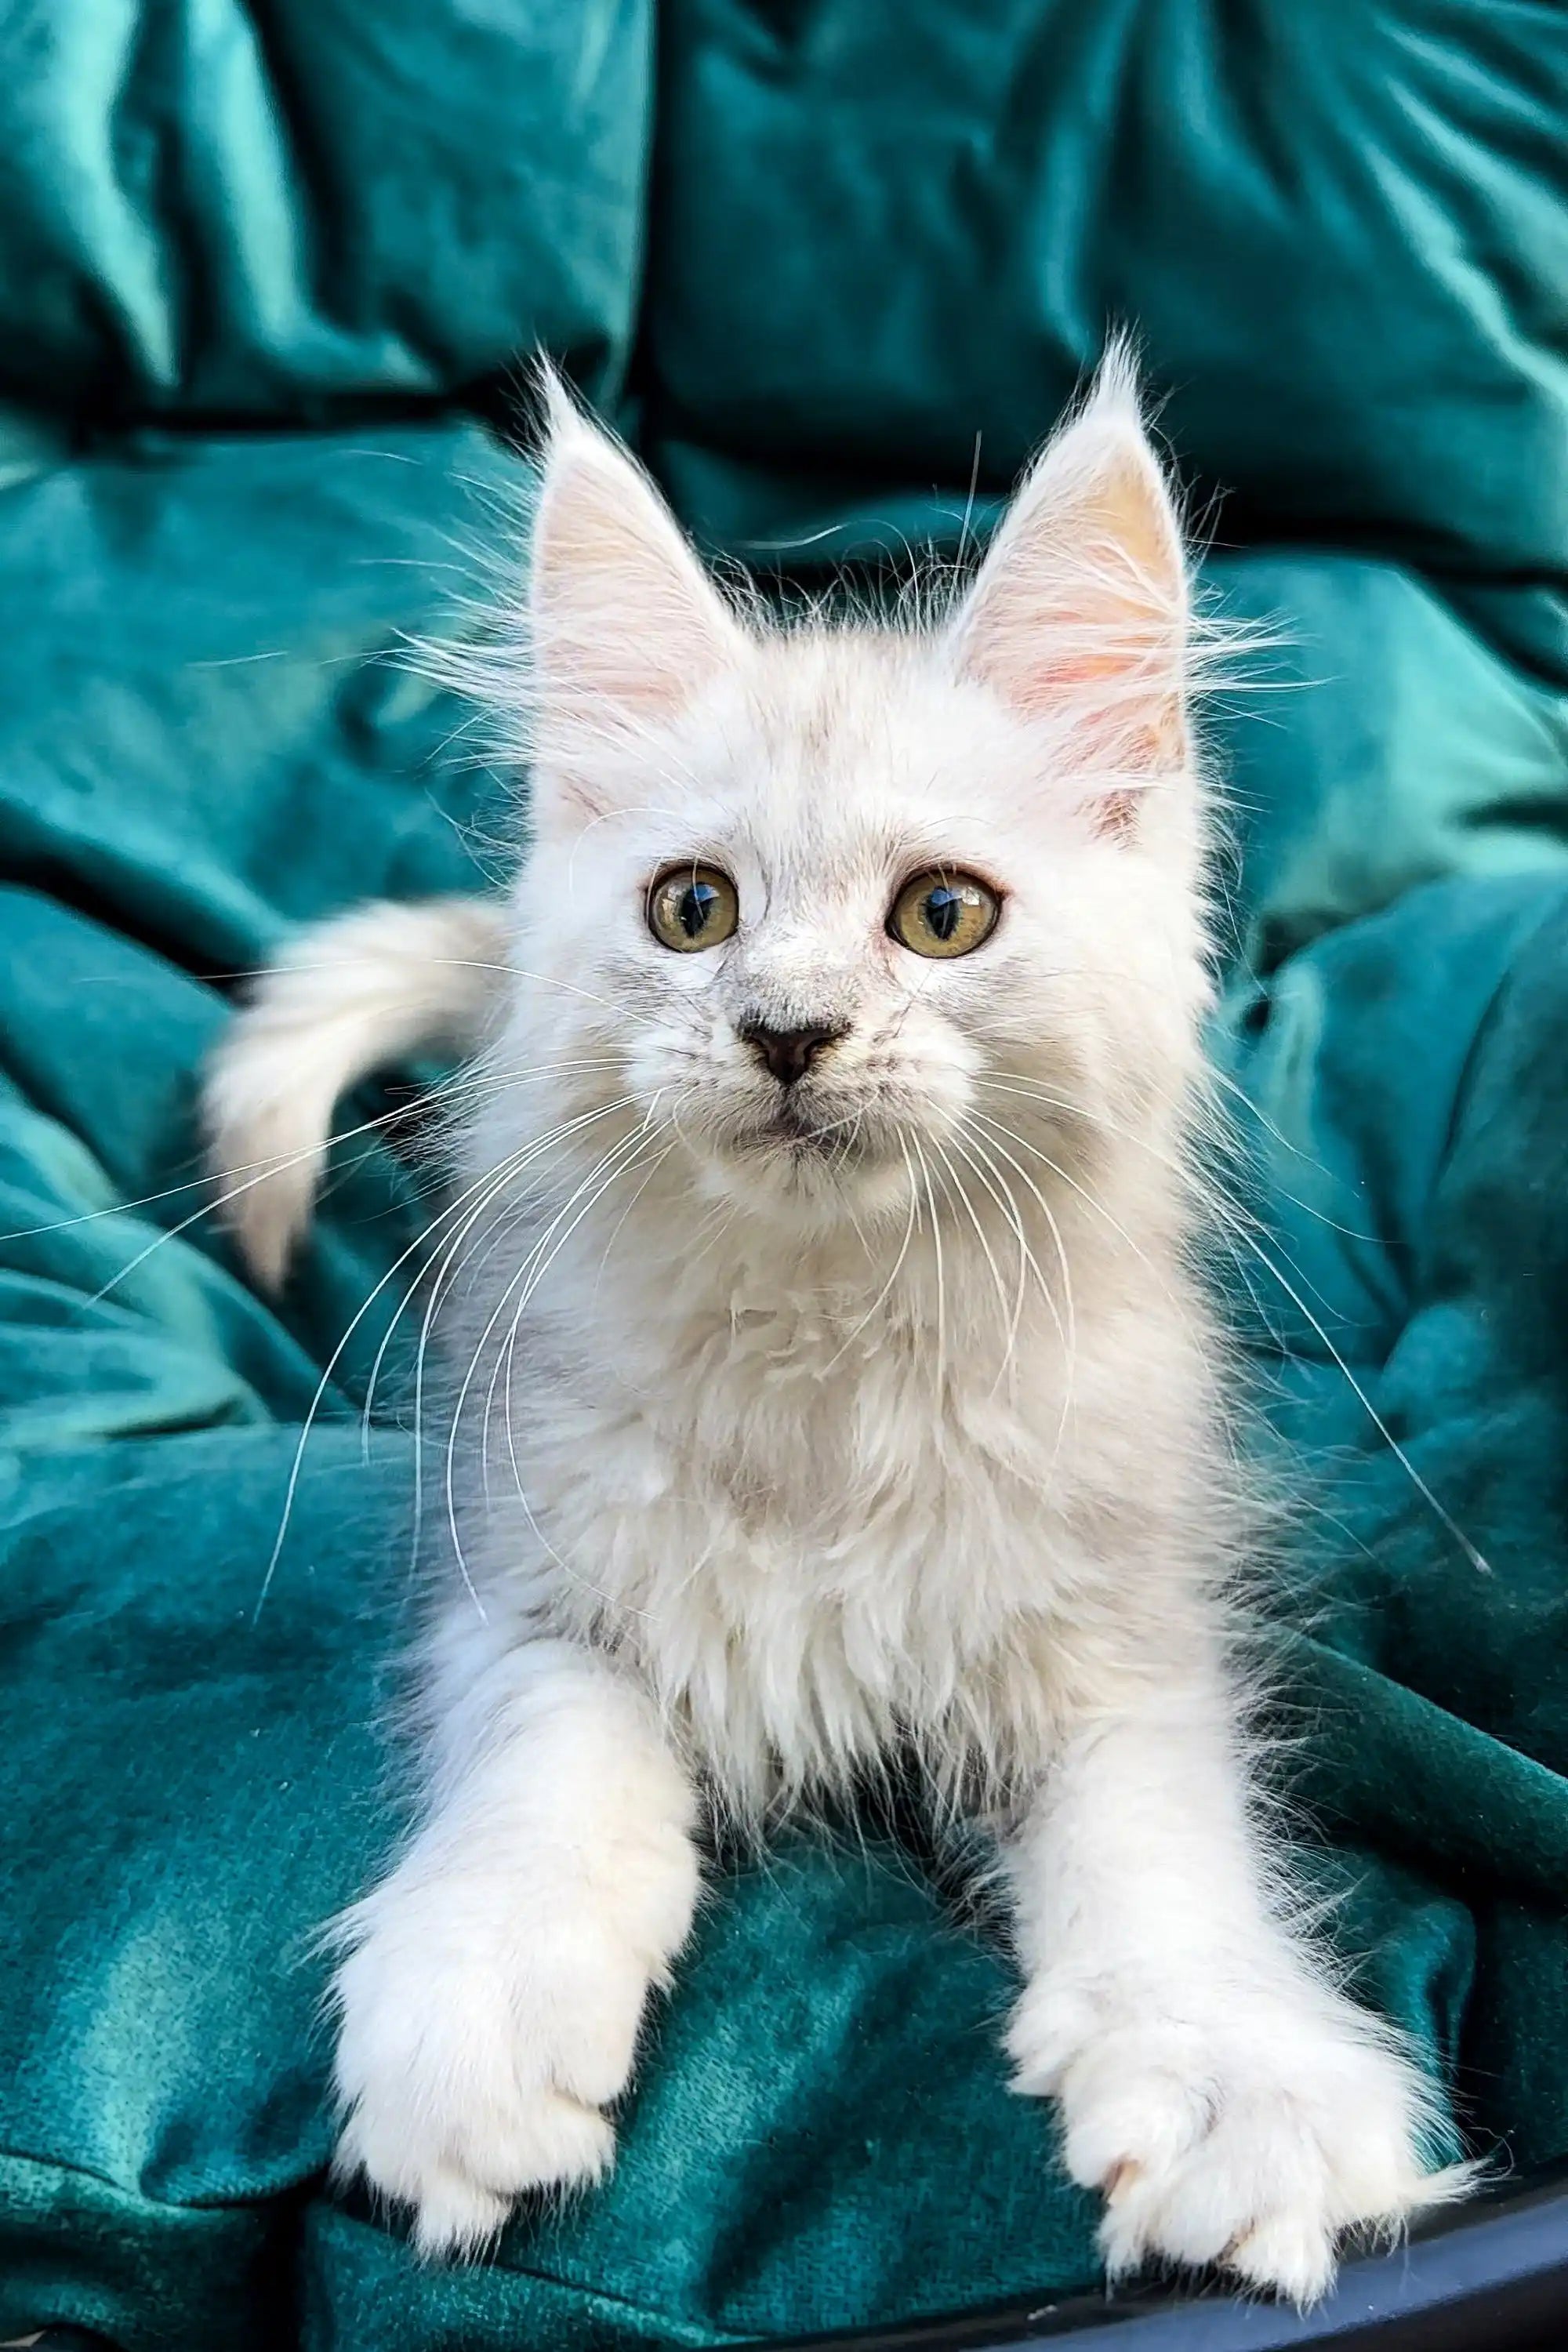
[909,1133,946,1397]
[956,1112,1078,1385]
[496,1123,666,1446]
[979,1069,1383,1251]
[443,1116,666,1613]
[953,1119,1080,1480]
[971,1085,1488,1573]
[947,1122,1047,1382]
[974,1074,1372,1333]
[408,1102,638,1599]
[928,1133,1014,1390]
[1215,1214,1492,1576]
[965,1105,1175,1306]
[355,1081,642,1443]
[488,1114,664,1489]
[245,1120,594,1624]
[818,1142,921,1375]
[1,1057,626,1306]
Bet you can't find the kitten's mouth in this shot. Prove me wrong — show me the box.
[735,1097,868,1165]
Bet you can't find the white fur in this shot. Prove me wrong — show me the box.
[206,358,1464,2291]
[203,897,507,1290]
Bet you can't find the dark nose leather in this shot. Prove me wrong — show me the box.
[739,1021,844,1087]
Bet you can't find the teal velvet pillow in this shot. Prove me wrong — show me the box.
[0,2,650,421]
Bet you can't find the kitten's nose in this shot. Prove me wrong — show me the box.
[739,1020,845,1087]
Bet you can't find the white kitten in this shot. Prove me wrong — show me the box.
[205,357,1464,2299]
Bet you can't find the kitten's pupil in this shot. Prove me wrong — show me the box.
[681,882,717,938]
[924,887,962,942]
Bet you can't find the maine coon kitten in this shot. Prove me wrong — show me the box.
[205,358,1461,2299]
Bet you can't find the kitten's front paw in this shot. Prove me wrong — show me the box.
[331,1888,662,2257]
[1009,1971,1465,2303]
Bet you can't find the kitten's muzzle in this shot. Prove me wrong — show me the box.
[736,1018,848,1088]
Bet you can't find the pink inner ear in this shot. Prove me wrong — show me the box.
[1021,637,1190,835]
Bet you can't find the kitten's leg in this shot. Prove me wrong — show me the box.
[331,1625,699,2257]
[1004,1668,1460,2303]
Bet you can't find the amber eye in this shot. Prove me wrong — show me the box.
[888,869,1000,959]
[647,864,739,953]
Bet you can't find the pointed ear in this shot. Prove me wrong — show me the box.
[948,348,1189,830]
[528,369,740,802]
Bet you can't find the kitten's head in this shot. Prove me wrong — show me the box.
[492,354,1214,1236]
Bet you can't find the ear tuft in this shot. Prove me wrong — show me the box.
[532,356,587,448]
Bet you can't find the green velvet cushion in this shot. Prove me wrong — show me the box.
[0,1,649,423]
[646,1,1568,605]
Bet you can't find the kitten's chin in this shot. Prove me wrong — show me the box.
[695,1112,916,1227]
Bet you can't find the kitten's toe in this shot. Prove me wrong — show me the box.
[1225,2207,1339,2307]
[337,2067,615,2259]
[400,2165,514,2263]
[1093,2078,1340,2296]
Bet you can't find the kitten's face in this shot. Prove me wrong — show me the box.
[499,358,1210,1234]
[515,642,1205,1228]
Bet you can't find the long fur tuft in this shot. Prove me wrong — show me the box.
[202,896,508,1290]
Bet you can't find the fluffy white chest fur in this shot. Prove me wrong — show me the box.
[449,1132,1218,1823]
[206,354,1462,2299]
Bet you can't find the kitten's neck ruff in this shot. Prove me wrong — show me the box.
[465,1069,1204,1370]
